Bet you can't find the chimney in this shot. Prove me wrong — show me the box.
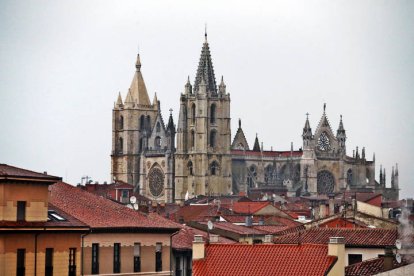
[319,203,327,219]
[210,234,219,243]
[329,194,335,216]
[328,237,345,276]
[383,247,394,271]
[264,235,273,244]
[192,235,205,260]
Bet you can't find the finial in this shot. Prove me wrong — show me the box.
[323,103,326,113]
[204,23,207,42]
[238,118,241,128]
[169,108,173,115]
[340,114,342,120]
[135,54,141,71]
[306,112,309,119]
[187,75,190,83]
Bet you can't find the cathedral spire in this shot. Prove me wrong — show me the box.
[153,92,158,107]
[194,34,217,94]
[253,134,261,152]
[336,115,346,146]
[219,76,226,94]
[302,113,313,140]
[185,76,192,94]
[231,119,249,150]
[125,54,151,106]
[116,91,123,106]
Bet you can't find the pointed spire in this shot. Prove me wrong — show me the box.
[116,92,123,106]
[125,54,151,106]
[302,113,312,140]
[336,115,346,146]
[219,75,226,94]
[373,152,376,162]
[194,34,217,94]
[391,166,395,187]
[362,147,365,160]
[167,108,175,133]
[383,168,386,186]
[238,118,241,128]
[231,118,250,150]
[135,54,142,71]
[253,134,261,152]
[185,76,192,94]
[153,92,158,107]
[380,164,383,185]
[395,163,399,176]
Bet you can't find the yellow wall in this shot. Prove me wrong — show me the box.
[0,183,49,221]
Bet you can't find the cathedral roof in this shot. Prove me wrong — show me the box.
[194,34,217,94]
[125,54,151,106]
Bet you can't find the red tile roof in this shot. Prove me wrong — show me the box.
[273,228,397,247]
[199,221,268,235]
[174,204,231,222]
[345,256,411,276]
[231,201,271,214]
[231,149,303,158]
[172,226,235,250]
[49,182,181,231]
[251,225,290,234]
[193,244,336,276]
[0,164,61,182]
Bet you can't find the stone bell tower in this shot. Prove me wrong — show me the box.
[175,33,232,201]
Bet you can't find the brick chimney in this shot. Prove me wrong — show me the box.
[383,247,394,271]
[328,237,345,276]
[192,235,205,260]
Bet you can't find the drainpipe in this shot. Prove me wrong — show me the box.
[81,232,91,276]
[34,233,39,276]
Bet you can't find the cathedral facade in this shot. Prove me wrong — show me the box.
[111,35,399,203]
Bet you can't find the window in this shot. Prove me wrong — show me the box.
[155,243,162,272]
[176,256,182,276]
[348,254,362,265]
[146,116,151,131]
[264,165,273,184]
[17,201,26,221]
[68,248,76,276]
[211,162,219,176]
[155,136,161,150]
[16,249,25,276]
[119,137,123,154]
[156,122,161,133]
[133,243,141,273]
[247,166,257,188]
[210,130,216,148]
[191,104,196,124]
[113,243,121,273]
[140,115,145,130]
[45,248,53,276]
[92,243,99,274]
[119,116,124,130]
[188,161,193,176]
[191,130,195,149]
[210,104,216,124]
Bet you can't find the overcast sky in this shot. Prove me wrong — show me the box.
[1,0,413,198]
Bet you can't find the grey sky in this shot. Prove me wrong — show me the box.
[1,0,413,198]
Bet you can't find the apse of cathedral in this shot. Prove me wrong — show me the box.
[111,34,399,203]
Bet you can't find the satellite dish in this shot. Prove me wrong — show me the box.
[127,204,133,209]
[395,239,402,250]
[133,203,139,210]
[396,253,402,264]
[130,196,137,204]
[207,220,214,230]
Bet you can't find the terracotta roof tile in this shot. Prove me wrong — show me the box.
[231,201,270,214]
[193,244,336,276]
[273,228,397,247]
[49,181,181,231]
[0,164,61,181]
[173,226,235,250]
[345,256,411,276]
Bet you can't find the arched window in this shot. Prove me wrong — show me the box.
[247,165,257,188]
[191,103,196,124]
[210,130,216,148]
[347,169,353,186]
[155,136,161,150]
[146,116,151,130]
[210,104,216,124]
[119,115,124,130]
[140,115,145,130]
[139,138,143,151]
[191,130,195,149]
[211,161,219,176]
[265,165,273,184]
[119,137,123,154]
[188,161,193,176]
[156,122,161,133]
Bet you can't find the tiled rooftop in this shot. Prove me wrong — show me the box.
[0,164,61,181]
[193,244,336,276]
[49,181,181,231]
[273,228,397,247]
[345,256,410,276]
[172,226,235,250]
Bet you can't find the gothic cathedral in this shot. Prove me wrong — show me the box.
[111,34,399,203]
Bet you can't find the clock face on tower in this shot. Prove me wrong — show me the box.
[318,132,331,151]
